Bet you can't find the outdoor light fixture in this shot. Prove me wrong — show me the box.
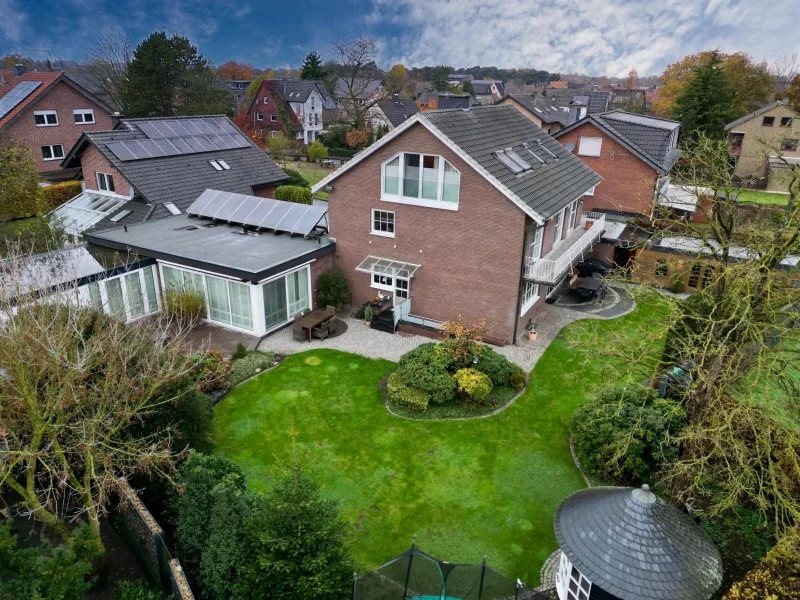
[325,184,333,192]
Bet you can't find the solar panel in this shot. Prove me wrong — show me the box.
[0,81,42,119]
[186,190,327,235]
[588,91,612,114]
[106,141,137,161]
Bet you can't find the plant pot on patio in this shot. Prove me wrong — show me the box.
[527,330,537,341]
[584,220,594,230]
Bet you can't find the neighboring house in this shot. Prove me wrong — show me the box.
[497,93,572,134]
[416,92,477,111]
[448,73,469,85]
[724,98,800,191]
[310,104,601,344]
[371,94,420,130]
[272,80,331,144]
[548,81,569,89]
[216,79,253,111]
[554,485,723,600]
[57,115,288,234]
[631,235,800,293]
[242,80,303,142]
[553,110,680,267]
[334,77,384,102]
[0,65,118,181]
[471,80,505,104]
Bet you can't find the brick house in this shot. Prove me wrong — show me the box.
[0,65,117,181]
[56,115,288,234]
[271,80,333,144]
[241,80,302,143]
[311,105,601,344]
[553,111,681,267]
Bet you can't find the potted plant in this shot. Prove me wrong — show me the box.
[370,295,380,307]
[525,320,538,342]
[364,305,373,326]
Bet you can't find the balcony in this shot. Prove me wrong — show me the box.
[524,212,606,284]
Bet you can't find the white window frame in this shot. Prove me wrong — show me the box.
[568,199,579,230]
[270,113,277,122]
[34,110,58,127]
[84,266,161,323]
[41,144,64,161]
[380,151,460,211]
[556,553,592,600]
[578,136,602,157]
[263,96,269,104]
[371,265,395,292]
[370,209,395,238]
[296,130,304,140]
[256,112,264,121]
[72,108,95,124]
[553,208,565,242]
[528,226,543,261]
[520,281,540,315]
[96,172,114,191]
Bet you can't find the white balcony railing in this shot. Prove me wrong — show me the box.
[524,212,606,284]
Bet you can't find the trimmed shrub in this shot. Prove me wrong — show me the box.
[508,369,525,391]
[282,168,310,188]
[187,350,231,393]
[387,372,429,412]
[473,348,522,387]
[306,140,328,163]
[42,180,82,209]
[233,342,247,360]
[316,267,350,307]
[164,289,205,324]
[722,524,797,600]
[570,385,686,484]
[326,147,358,158]
[274,185,313,205]
[396,343,457,405]
[453,368,493,405]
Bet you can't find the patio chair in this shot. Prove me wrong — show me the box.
[311,321,330,340]
[325,305,336,315]
[292,312,307,341]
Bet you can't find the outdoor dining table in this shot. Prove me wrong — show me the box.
[575,276,604,301]
[294,310,333,342]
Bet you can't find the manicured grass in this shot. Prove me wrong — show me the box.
[388,384,518,420]
[294,163,333,200]
[213,300,666,584]
[735,189,790,206]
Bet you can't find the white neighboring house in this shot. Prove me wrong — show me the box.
[272,80,328,144]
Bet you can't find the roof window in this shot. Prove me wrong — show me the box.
[537,140,558,159]
[522,143,545,164]
[495,148,531,174]
[164,203,181,215]
[217,159,231,170]
[209,160,223,171]
[110,210,132,223]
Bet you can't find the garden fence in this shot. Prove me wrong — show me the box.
[353,540,551,600]
[115,480,195,600]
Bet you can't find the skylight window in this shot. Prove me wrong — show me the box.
[495,150,525,174]
[504,148,531,171]
[537,140,558,159]
[209,160,223,171]
[110,210,132,223]
[164,203,181,215]
[523,143,545,164]
[217,159,231,170]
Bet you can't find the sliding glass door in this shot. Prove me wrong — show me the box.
[263,277,287,330]
[287,268,309,316]
[205,274,253,331]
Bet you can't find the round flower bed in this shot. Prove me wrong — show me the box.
[384,342,525,420]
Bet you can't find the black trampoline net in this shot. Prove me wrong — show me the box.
[353,545,551,600]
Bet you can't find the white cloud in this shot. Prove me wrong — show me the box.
[0,0,27,43]
[372,0,800,76]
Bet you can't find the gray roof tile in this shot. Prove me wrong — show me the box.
[503,94,571,126]
[376,95,419,127]
[555,486,722,600]
[724,99,793,130]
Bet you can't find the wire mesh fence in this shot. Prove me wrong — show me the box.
[353,541,551,600]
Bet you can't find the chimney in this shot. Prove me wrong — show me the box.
[782,97,790,105]
[14,63,26,77]
[568,106,580,125]
[0,73,5,86]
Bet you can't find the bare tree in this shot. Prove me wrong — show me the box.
[0,246,199,550]
[330,37,386,130]
[84,30,131,112]
[770,53,800,81]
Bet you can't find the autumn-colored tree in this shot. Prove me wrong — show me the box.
[345,129,369,149]
[247,71,276,101]
[626,69,639,88]
[780,74,800,113]
[385,64,408,94]
[217,61,254,80]
[654,51,774,118]
[441,317,491,368]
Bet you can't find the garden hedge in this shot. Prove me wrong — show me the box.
[396,343,457,405]
[387,372,429,412]
[316,267,350,307]
[42,181,82,209]
[274,185,313,205]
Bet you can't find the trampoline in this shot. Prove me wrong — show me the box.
[352,538,548,600]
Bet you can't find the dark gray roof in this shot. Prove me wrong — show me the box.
[376,95,420,127]
[335,77,383,100]
[471,80,505,96]
[272,80,323,103]
[555,110,681,174]
[504,94,570,126]
[86,214,334,282]
[422,105,601,219]
[724,99,792,130]
[62,116,288,230]
[555,486,722,600]
[417,92,478,110]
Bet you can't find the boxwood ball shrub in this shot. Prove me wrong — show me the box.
[387,372,429,412]
[316,267,350,307]
[453,368,493,405]
[396,343,457,404]
[570,385,687,484]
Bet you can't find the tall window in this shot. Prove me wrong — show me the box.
[205,275,253,331]
[371,209,395,237]
[382,152,460,208]
[287,267,310,316]
[701,266,714,289]
[554,209,565,242]
[568,199,579,230]
[688,264,702,288]
[527,227,543,261]
[96,172,115,192]
[124,273,145,319]
[521,281,539,312]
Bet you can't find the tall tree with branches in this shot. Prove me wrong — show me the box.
[330,37,385,130]
[300,51,325,81]
[673,52,736,140]
[84,30,131,112]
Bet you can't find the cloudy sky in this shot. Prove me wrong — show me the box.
[1,0,798,76]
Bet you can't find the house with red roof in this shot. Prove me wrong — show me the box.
[0,65,118,181]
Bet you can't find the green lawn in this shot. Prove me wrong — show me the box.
[294,163,332,200]
[734,189,790,206]
[213,300,666,585]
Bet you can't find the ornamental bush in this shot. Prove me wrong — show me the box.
[396,343,457,404]
[274,185,313,205]
[473,348,523,388]
[187,350,231,393]
[453,368,493,405]
[282,168,310,188]
[722,524,798,600]
[42,180,82,209]
[306,140,328,163]
[570,385,686,484]
[387,372,429,412]
[316,267,350,307]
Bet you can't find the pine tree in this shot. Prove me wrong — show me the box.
[121,32,233,117]
[462,80,475,97]
[673,52,736,141]
[300,51,325,81]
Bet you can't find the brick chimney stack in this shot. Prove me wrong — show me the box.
[14,64,27,77]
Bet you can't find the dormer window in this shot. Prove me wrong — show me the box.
[382,152,460,210]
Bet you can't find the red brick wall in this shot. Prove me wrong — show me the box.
[81,144,132,197]
[310,252,335,309]
[252,184,276,198]
[327,123,528,342]
[243,81,301,139]
[5,79,115,175]
[556,122,658,216]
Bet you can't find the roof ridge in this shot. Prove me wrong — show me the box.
[600,109,680,125]
[120,114,232,122]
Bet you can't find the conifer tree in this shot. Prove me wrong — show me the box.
[673,52,736,140]
[300,51,326,80]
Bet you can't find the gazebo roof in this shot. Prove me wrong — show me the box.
[554,485,722,600]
